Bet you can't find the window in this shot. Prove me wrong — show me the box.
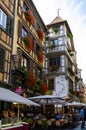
[49,57,60,66]
[22,2,28,12]
[50,39,58,46]
[7,16,13,35]
[21,56,28,68]
[22,28,27,38]
[0,47,5,72]
[54,39,58,46]
[0,9,7,29]
[48,79,54,90]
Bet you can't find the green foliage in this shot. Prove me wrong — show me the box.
[53,28,59,33]
[67,31,72,38]
[23,36,29,46]
[50,44,56,49]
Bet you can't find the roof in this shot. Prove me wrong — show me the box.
[50,16,65,24]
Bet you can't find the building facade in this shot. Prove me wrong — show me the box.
[45,16,83,101]
[0,0,47,111]
[0,0,14,88]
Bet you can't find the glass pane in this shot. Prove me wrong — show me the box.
[1,12,6,28]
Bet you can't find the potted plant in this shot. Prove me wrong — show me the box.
[53,28,59,33]
[37,29,44,41]
[23,35,33,51]
[50,44,56,49]
[27,71,37,90]
[23,36,29,47]
[40,81,48,94]
[25,10,34,26]
[37,50,44,63]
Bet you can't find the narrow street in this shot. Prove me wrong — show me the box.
[63,123,86,130]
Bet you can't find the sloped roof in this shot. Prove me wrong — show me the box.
[50,16,65,24]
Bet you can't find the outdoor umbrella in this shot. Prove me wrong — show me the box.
[0,87,40,106]
[65,101,83,107]
[0,87,40,121]
[28,95,66,105]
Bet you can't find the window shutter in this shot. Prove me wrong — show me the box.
[7,16,13,36]
[0,47,5,72]
[18,20,22,37]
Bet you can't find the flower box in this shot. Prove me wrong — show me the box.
[25,10,34,26]
[37,50,44,63]
[23,35,33,51]
[37,29,44,41]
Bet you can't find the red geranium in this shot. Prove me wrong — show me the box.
[37,29,44,41]
[37,50,44,63]
[27,72,37,89]
[25,10,34,26]
[40,82,48,94]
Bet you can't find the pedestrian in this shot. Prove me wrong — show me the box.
[84,108,86,124]
[80,107,85,128]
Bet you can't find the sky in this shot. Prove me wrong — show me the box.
[33,0,86,84]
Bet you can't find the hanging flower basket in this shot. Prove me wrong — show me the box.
[37,50,44,63]
[40,81,48,94]
[27,71,37,90]
[37,29,44,41]
[23,35,33,50]
[25,10,34,26]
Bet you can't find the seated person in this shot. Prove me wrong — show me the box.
[55,113,62,120]
[3,111,9,118]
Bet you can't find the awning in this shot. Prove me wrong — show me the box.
[0,87,40,106]
[28,95,66,105]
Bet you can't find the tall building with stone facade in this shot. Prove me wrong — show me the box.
[0,0,47,111]
[45,15,84,101]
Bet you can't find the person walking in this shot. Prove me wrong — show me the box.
[84,108,86,126]
[80,107,85,128]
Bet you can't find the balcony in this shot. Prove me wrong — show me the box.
[45,66,66,75]
[46,45,74,63]
[46,45,68,56]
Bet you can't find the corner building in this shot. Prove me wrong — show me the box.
[45,16,82,101]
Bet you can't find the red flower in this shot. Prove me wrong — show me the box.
[25,10,34,26]
[37,50,44,63]
[23,35,33,51]
[40,82,48,94]
[37,29,44,41]
[27,35,33,51]
[27,72,37,89]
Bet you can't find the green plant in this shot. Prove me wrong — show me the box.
[67,31,72,38]
[46,90,52,95]
[53,28,59,33]
[42,120,48,128]
[50,44,56,49]
[23,36,29,46]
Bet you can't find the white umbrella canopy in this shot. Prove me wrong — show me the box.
[65,101,83,107]
[0,87,40,106]
[28,95,66,105]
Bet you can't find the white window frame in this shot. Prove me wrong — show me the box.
[0,9,7,29]
[22,28,27,38]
